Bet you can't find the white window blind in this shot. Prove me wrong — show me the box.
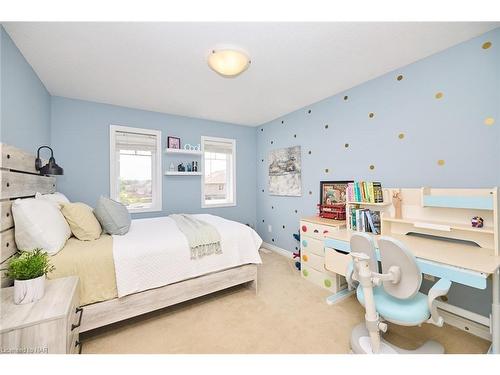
[203,139,234,154]
[115,131,158,151]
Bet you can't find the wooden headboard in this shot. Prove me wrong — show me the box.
[0,143,56,287]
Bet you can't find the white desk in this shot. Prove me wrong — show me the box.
[323,229,500,353]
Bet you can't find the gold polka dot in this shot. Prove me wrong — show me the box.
[343,95,349,101]
[437,159,445,166]
[325,169,329,173]
[368,112,375,118]
[309,191,312,195]
[308,150,312,155]
[435,92,444,99]
[398,133,405,139]
[482,41,492,50]
[396,74,403,81]
[484,117,495,126]
[344,143,349,148]
[369,165,375,170]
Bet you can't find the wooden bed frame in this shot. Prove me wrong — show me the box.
[0,143,258,333]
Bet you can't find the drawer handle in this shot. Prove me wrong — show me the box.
[75,340,82,354]
[71,307,83,331]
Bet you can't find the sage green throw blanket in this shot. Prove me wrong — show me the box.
[170,214,222,259]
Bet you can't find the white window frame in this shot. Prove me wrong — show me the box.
[201,136,237,208]
[109,124,162,213]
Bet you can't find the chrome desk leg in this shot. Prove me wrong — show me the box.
[492,268,500,354]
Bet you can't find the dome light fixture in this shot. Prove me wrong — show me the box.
[208,49,250,77]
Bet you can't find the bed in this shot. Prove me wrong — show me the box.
[0,143,262,333]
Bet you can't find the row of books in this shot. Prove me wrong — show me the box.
[350,208,381,234]
[346,181,383,203]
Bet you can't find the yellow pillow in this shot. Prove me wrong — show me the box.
[61,202,102,241]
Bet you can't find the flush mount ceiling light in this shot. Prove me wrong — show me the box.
[208,49,251,77]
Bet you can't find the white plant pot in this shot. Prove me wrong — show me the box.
[13,275,46,305]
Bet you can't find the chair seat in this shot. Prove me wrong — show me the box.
[356,286,430,326]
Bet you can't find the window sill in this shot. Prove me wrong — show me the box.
[202,202,236,209]
[127,207,163,214]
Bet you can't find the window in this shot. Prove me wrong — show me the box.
[110,125,162,213]
[201,136,236,208]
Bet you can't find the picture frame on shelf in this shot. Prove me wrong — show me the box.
[167,136,181,149]
[319,180,352,206]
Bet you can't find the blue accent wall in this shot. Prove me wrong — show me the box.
[50,97,257,226]
[0,26,51,151]
[255,27,500,316]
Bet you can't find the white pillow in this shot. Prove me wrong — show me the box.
[35,192,70,207]
[12,198,72,255]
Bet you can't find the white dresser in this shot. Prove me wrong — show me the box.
[0,276,82,354]
[300,216,347,292]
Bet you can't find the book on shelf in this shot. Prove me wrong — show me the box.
[373,182,383,203]
[350,208,381,234]
[347,183,355,202]
[348,181,384,203]
[365,210,381,234]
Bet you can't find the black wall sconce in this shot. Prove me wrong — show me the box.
[35,146,64,175]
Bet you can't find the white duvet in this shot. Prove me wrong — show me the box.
[112,214,263,298]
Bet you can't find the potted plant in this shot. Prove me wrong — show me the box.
[7,249,55,305]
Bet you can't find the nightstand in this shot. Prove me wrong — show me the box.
[0,276,82,354]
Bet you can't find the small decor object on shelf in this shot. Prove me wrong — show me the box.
[177,163,185,172]
[183,143,199,151]
[167,136,181,149]
[471,216,484,228]
[392,191,403,219]
[169,162,175,172]
[187,163,192,172]
[7,249,55,305]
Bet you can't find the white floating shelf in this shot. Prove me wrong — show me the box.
[165,171,202,176]
[347,201,391,206]
[164,148,202,156]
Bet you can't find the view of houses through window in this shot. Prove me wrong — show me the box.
[202,137,235,207]
[119,149,153,209]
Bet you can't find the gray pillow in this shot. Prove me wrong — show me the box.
[94,196,131,235]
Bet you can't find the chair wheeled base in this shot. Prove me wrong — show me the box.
[350,323,444,354]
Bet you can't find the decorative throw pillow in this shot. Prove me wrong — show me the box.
[12,198,71,255]
[60,202,102,241]
[93,196,131,235]
[35,191,70,207]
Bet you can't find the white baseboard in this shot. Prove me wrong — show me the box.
[261,242,293,258]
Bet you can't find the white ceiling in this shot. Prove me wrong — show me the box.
[3,22,499,126]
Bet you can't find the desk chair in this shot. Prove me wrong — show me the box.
[347,233,452,354]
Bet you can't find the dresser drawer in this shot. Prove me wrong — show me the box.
[324,238,350,253]
[301,236,324,256]
[325,247,351,277]
[301,265,345,292]
[300,221,337,240]
[66,284,81,354]
[301,250,324,272]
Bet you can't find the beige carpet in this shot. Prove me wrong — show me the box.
[81,250,490,354]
